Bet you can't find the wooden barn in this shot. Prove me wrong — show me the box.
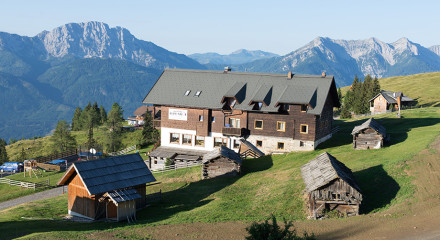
[57,153,156,222]
[351,118,387,150]
[301,152,362,219]
[202,145,242,179]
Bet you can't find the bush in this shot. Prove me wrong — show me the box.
[340,107,351,119]
[245,215,316,240]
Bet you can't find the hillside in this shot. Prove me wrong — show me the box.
[341,72,440,107]
[1,107,440,239]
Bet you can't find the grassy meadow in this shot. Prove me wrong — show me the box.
[1,107,439,239]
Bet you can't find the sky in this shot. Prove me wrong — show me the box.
[1,0,439,55]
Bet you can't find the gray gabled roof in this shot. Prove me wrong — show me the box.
[58,153,156,196]
[369,90,414,103]
[107,188,141,203]
[301,152,361,193]
[202,145,242,164]
[351,118,386,136]
[143,69,339,115]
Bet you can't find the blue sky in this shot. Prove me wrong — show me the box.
[1,0,439,55]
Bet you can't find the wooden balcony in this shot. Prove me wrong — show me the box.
[222,127,244,136]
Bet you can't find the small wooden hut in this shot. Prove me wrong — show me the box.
[57,153,156,222]
[351,118,387,150]
[301,152,362,219]
[202,146,242,179]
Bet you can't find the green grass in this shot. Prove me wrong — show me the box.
[0,183,36,203]
[1,107,440,239]
[6,170,66,186]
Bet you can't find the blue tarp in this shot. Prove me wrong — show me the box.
[48,159,66,164]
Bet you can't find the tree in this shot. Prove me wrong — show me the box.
[91,102,101,127]
[50,120,77,153]
[107,103,124,131]
[372,77,381,96]
[141,111,160,145]
[71,107,82,131]
[340,106,351,119]
[337,88,342,108]
[0,138,9,165]
[246,215,315,240]
[85,121,96,150]
[80,102,93,130]
[104,129,122,153]
[18,146,26,161]
[100,105,107,125]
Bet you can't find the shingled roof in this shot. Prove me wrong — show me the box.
[369,90,414,103]
[143,69,339,115]
[351,118,386,137]
[300,152,361,193]
[58,153,156,196]
[202,145,242,164]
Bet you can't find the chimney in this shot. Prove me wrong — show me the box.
[287,71,293,79]
[321,72,326,77]
[224,66,231,73]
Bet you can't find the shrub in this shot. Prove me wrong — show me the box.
[245,215,316,240]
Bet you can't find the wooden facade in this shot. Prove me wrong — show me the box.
[301,152,362,219]
[202,146,242,179]
[369,91,415,115]
[352,118,387,150]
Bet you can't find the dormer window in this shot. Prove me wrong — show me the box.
[252,102,263,110]
[195,91,202,97]
[184,90,191,96]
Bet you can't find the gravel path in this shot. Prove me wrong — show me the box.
[0,186,66,211]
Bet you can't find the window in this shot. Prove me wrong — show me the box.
[277,121,286,131]
[253,102,263,110]
[154,160,158,164]
[301,104,308,112]
[214,137,228,147]
[254,120,263,129]
[300,141,305,147]
[229,118,240,128]
[199,115,203,121]
[170,133,180,144]
[300,124,308,134]
[277,142,285,150]
[211,116,215,122]
[256,140,263,147]
[195,136,205,146]
[233,139,240,149]
[195,91,202,97]
[182,134,192,145]
[184,90,191,96]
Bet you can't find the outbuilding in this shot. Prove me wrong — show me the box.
[57,153,156,222]
[202,145,242,179]
[351,118,387,150]
[301,152,362,219]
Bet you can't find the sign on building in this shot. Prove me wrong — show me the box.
[169,109,188,121]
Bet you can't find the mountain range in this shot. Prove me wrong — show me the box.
[1,21,440,141]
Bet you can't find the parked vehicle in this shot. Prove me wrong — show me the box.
[0,162,24,173]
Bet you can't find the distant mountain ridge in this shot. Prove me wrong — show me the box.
[232,37,440,86]
[430,45,440,56]
[189,49,278,64]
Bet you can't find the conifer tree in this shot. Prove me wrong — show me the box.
[373,77,381,96]
[91,102,101,127]
[85,121,96,150]
[100,105,107,125]
[142,111,159,145]
[71,107,82,131]
[337,88,342,108]
[50,120,77,153]
[80,102,93,130]
[18,146,26,161]
[107,103,124,131]
[0,138,8,165]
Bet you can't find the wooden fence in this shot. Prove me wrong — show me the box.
[108,145,137,156]
[0,178,52,190]
[145,190,162,205]
[35,149,77,163]
[151,161,202,173]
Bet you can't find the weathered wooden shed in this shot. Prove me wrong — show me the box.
[301,152,362,219]
[351,118,387,150]
[202,145,242,179]
[57,153,156,222]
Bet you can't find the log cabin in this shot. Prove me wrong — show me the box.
[57,153,156,222]
[143,69,340,167]
[127,105,161,128]
[202,145,242,179]
[301,152,362,219]
[351,118,387,150]
[369,90,414,115]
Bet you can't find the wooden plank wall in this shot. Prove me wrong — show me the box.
[68,173,96,219]
[203,157,240,179]
[354,128,383,149]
